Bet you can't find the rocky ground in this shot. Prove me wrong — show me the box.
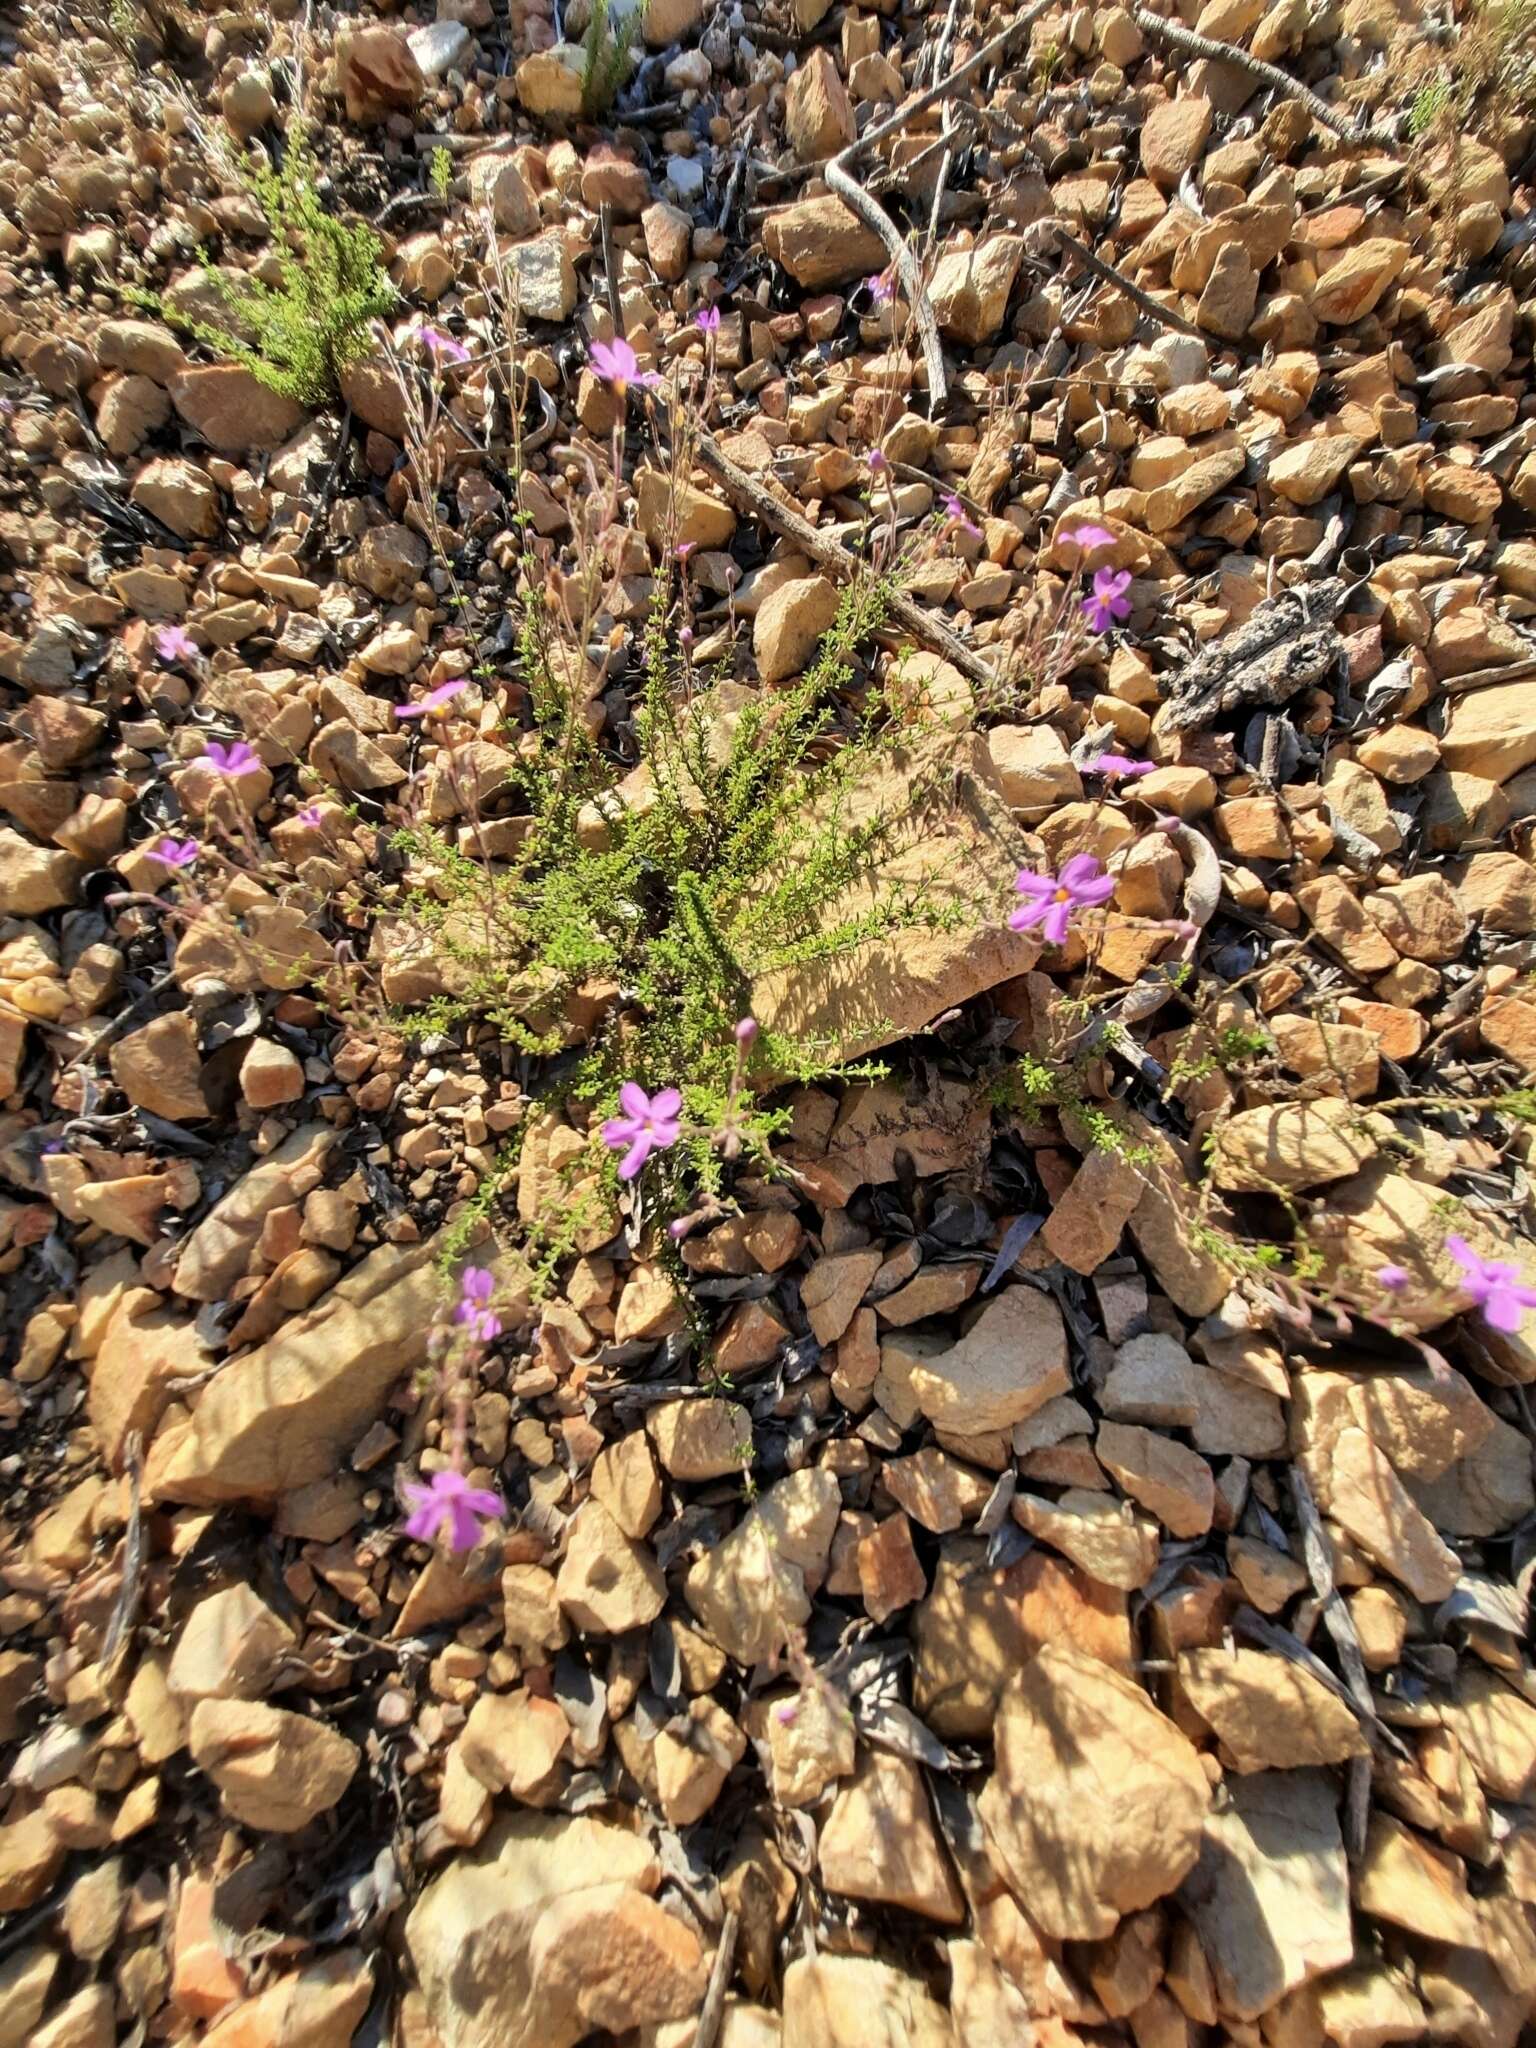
[5,0,1536,2043]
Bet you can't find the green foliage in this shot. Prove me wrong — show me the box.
[1409,79,1452,135]
[156,129,396,405]
[390,570,963,1217]
[429,146,453,200]
[582,0,638,117]
[990,1054,1155,1164]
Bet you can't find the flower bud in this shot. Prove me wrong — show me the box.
[734,1016,759,1046]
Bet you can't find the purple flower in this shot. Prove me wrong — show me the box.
[1377,1265,1411,1292]
[155,624,198,665]
[1082,567,1133,634]
[602,1081,683,1182]
[416,325,470,366]
[149,835,200,870]
[1010,852,1115,946]
[735,1016,758,1046]
[943,493,982,540]
[1446,1235,1536,1335]
[453,1266,503,1345]
[401,1467,505,1553]
[696,305,721,334]
[868,448,888,473]
[396,678,468,720]
[589,336,661,394]
[1061,522,1116,556]
[203,739,260,777]
[296,803,325,828]
[1085,753,1154,780]
[866,272,895,306]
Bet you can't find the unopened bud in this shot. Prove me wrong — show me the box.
[734,1016,759,1046]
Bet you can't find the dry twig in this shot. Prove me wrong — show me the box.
[1049,223,1209,342]
[825,0,1059,415]
[1129,5,1399,150]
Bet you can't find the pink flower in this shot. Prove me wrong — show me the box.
[401,1467,505,1553]
[1061,522,1116,555]
[866,272,895,306]
[1446,1235,1536,1335]
[943,493,981,540]
[296,803,325,828]
[1082,567,1133,634]
[1377,1265,1410,1292]
[155,624,198,665]
[149,836,200,870]
[602,1081,683,1181]
[1085,753,1154,780]
[203,739,260,777]
[696,305,721,334]
[1010,853,1115,946]
[735,1016,758,1046]
[416,325,470,366]
[868,448,887,473]
[589,336,661,394]
[453,1266,502,1345]
[396,678,468,720]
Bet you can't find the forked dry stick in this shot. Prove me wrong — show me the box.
[1129,4,1400,151]
[824,0,1059,416]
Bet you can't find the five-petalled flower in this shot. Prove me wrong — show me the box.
[396,678,468,720]
[155,625,198,665]
[416,325,470,365]
[602,1081,683,1181]
[866,272,895,305]
[943,493,981,539]
[1011,853,1115,946]
[1085,752,1154,780]
[696,305,721,334]
[454,1266,502,1345]
[589,336,661,394]
[149,836,200,870]
[203,739,260,777]
[1061,522,1115,556]
[401,1467,505,1553]
[1446,1235,1536,1334]
[1082,567,1133,634]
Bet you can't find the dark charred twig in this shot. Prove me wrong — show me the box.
[686,415,1000,689]
[1129,5,1399,149]
[1049,223,1208,341]
[598,201,625,339]
[689,1909,739,2048]
[298,404,352,563]
[824,0,1058,415]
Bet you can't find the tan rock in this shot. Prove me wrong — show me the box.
[907,1286,1068,1434]
[89,1295,207,1469]
[1097,1422,1213,1537]
[684,1468,840,1665]
[647,1397,751,1481]
[784,47,853,162]
[979,1644,1209,1940]
[636,467,737,553]
[1040,1144,1146,1273]
[406,1813,664,2048]
[109,1010,210,1121]
[857,1511,926,1621]
[1141,97,1214,185]
[556,1499,666,1635]
[514,44,586,117]
[802,1247,883,1345]
[1356,1810,1483,1947]
[1178,1647,1368,1772]
[590,1433,662,1538]
[1440,679,1536,784]
[753,574,840,684]
[130,455,220,538]
[0,1809,66,1913]
[655,1696,746,1825]
[986,724,1083,813]
[1441,1664,1536,1801]
[151,1241,438,1505]
[1326,1425,1462,1603]
[1310,237,1408,324]
[819,1752,964,1923]
[1101,1331,1202,1425]
[337,24,423,122]
[168,1585,296,1702]
[174,1123,338,1300]
[189,1698,358,1831]
[1268,432,1362,506]
[201,1953,373,2048]
[1209,1097,1380,1192]
[460,1690,570,1806]
[169,365,305,453]
[1361,872,1469,963]
[1012,1486,1161,1589]
[928,235,1024,345]
[781,1956,954,2048]
[763,196,886,288]
[1179,1769,1352,2019]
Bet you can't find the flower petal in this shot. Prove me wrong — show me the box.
[649,1087,682,1120]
